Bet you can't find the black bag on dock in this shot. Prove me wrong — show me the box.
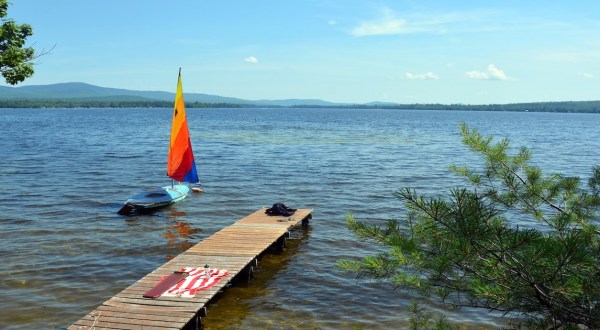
[266,202,296,216]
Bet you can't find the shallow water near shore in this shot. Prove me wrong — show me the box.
[1,107,599,329]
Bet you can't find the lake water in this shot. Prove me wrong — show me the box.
[1,108,599,329]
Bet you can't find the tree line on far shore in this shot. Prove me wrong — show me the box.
[0,99,246,109]
[356,100,600,113]
[1,99,600,113]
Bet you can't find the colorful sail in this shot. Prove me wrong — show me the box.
[167,69,199,183]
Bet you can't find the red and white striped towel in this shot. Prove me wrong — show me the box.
[160,267,229,297]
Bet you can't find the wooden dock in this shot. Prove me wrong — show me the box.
[69,208,313,330]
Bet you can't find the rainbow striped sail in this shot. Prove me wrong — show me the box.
[167,69,199,183]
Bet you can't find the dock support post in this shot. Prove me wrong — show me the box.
[302,214,312,227]
[275,235,287,249]
[248,266,255,280]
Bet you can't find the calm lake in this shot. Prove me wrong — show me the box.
[1,108,599,329]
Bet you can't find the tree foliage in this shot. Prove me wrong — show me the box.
[340,101,600,113]
[340,123,600,328]
[0,0,35,84]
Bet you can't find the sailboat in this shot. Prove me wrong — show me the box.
[118,69,201,215]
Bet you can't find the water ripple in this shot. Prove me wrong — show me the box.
[1,108,599,329]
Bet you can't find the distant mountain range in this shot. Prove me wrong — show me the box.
[1,82,599,113]
[0,82,346,107]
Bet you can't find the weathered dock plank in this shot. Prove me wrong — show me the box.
[68,208,313,330]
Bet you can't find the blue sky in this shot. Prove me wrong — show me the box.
[10,0,600,104]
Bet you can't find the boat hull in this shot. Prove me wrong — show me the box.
[118,185,190,214]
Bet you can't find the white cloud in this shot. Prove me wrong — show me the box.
[351,7,411,36]
[579,72,594,79]
[353,18,408,36]
[405,72,439,80]
[350,7,481,37]
[244,56,258,64]
[465,70,489,79]
[328,20,337,25]
[487,64,508,80]
[466,64,509,80]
